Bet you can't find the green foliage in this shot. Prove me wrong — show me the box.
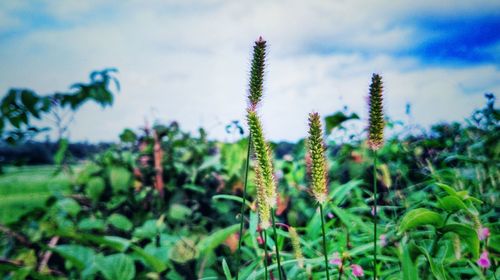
[0,69,118,144]
[399,208,445,232]
[96,254,135,280]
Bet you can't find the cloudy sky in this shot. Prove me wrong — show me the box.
[1,1,499,142]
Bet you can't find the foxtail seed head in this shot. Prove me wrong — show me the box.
[248,37,267,108]
[289,227,304,268]
[367,73,385,150]
[307,112,328,204]
[255,166,271,229]
[247,108,277,228]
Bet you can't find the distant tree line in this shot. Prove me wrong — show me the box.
[0,141,112,165]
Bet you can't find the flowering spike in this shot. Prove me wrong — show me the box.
[289,227,304,268]
[248,37,267,107]
[247,109,276,228]
[255,166,271,229]
[367,73,385,150]
[307,112,328,204]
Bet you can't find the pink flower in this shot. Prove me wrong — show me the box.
[257,236,264,245]
[478,227,490,241]
[327,212,334,219]
[351,264,364,277]
[380,234,387,247]
[329,252,342,266]
[477,250,491,269]
[371,207,375,216]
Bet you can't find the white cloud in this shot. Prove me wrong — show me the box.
[0,0,498,142]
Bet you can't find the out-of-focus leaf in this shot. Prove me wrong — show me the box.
[324,112,359,134]
[197,224,239,255]
[96,253,135,280]
[222,258,232,280]
[441,224,480,259]
[399,208,444,233]
[54,245,95,271]
[401,244,419,280]
[437,196,468,213]
[109,167,131,193]
[168,204,192,221]
[130,244,167,273]
[107,214,133,231]
[85,177,105,202]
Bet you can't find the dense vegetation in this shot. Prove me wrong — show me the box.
[0,40,498,279]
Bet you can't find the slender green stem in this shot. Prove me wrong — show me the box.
[319,203,331,280]
[373,151,378,280]
[264,230,269,280]
[271,210,283,280]
[235,135,252,280]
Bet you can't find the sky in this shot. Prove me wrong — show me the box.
[0,0,499,142]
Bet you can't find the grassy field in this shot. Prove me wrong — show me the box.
[0,166,72,224]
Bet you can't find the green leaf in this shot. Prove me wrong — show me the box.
[212,194,253,208]
[56,198,81,217]
[109,167,131,193]
[222,258,232,280]
[133,220,166,240]
[441,224,480,259]
[119,129,137,143]
[107,214,133,231]
[399,208,444,233]
[85,177,105,202]
[324,111,359,134]
[78,218,105,231]
[54,245,95,271]
[401,244,419,280]
[130,245,167,273]
[168,204,192,221]
[197,224,239,255]
[96,254,135,280]
[409,243,450,280]
[437,196,468,213]
[434,183,458,196]
[54,139,69,165]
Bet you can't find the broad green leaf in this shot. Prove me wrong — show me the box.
[85,177,105,202]
[434,183,457,196]
[197,224,239,255]
[54,245,95,271]
[409,243,449,280]
[324,111,359,134]
[133,220,166,240]
[96,254,135,280]
[437,196,468,213]
[401,245,419,280]
[56,198,81,217]
[168,204,192,221]
[222,258,232,280]
[130,244,167,273]
[399,208,444,233]
[78,218,105,231]
[107,214,133,231]
[109,167,131,193]
[441,224,480,259]
[119,128,137,143]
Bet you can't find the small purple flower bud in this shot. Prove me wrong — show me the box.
[351,264,364,277]
[477,250,491,269]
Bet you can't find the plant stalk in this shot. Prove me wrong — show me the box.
[373,151,378,280]
[271,209,283,280]
[264,230,269,280]
[319,203,331,280]
[235,135,252,280]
